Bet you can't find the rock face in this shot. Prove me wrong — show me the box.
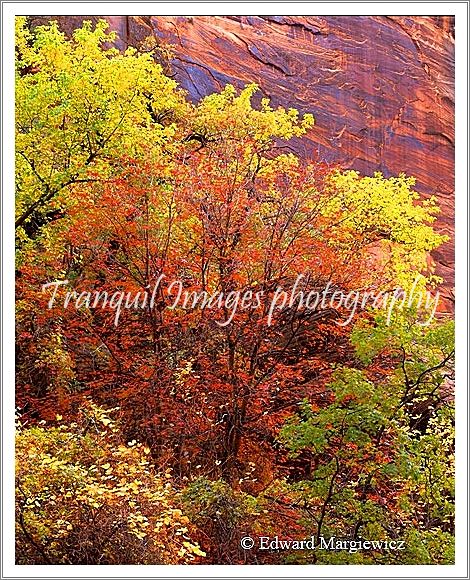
[29,15,455,305]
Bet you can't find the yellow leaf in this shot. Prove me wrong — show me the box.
[192,545,206,557]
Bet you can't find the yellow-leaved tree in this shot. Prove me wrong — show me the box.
[15,17,187,241]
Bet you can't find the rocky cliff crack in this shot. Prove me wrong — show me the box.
[175,57,224,92]
[258,16,329,38]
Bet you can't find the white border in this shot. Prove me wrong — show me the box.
[2,2,467,578]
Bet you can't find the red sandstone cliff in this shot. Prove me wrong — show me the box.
[28,15,455,305]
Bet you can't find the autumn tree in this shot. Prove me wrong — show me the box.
[270,310,454,564]
[18,145,445,480]
[15,17,187,240]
